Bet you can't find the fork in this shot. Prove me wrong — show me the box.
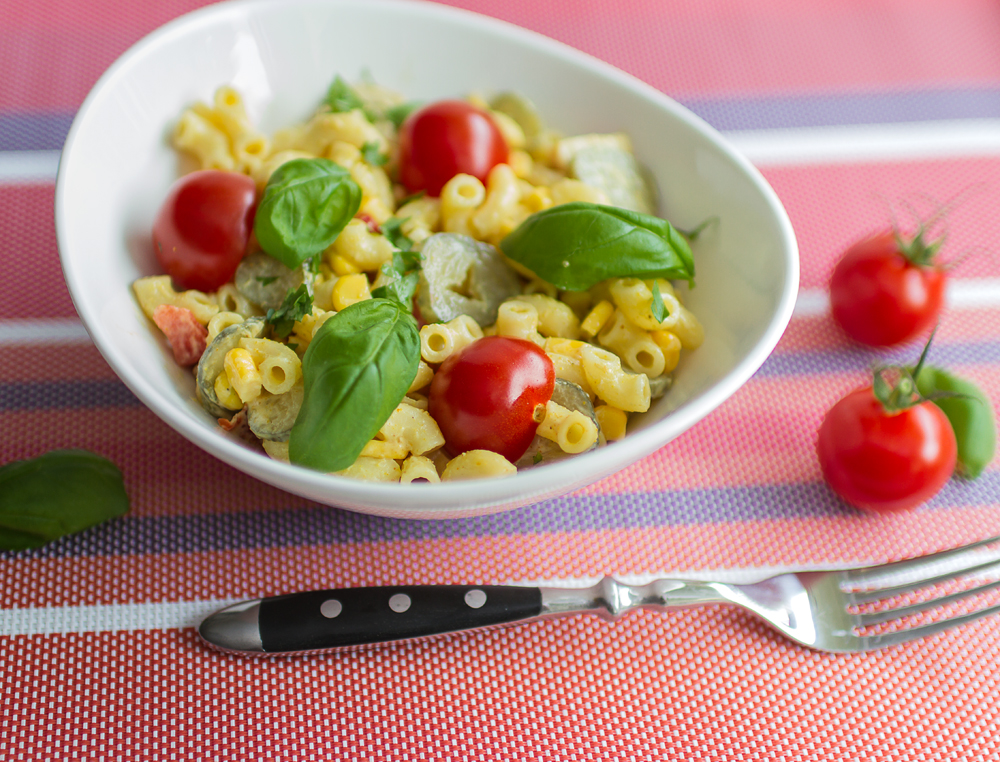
[199,534,1000,655]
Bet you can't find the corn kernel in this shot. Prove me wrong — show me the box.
[330,253,361,276]
[331,273,372,310]
[595,405,628,441]
[580,299,615,338]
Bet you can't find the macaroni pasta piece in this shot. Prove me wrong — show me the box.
[536,400,599,454]
[494,301,544,346]
[336,456,402,482]
[597,308,666,378]
[578,344,651,413]
[420,315,483,364]
[132,275,219,325]
[400,455,441,483]
[441,450,517,481]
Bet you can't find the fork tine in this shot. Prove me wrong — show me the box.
[859,599,1000,650]
[848,557,1000,605]
[845,534,1000,594]
[857,576,1000,628]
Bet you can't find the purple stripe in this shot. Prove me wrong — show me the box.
[680,86,1000,132]
[3,473,998,560]
[4,87,1000,152]
[0,111,74,152]
[758,339,1000,378]
[0,381,141,410]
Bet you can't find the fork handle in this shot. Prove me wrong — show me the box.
[198,578,728,656]
[539,577,732,620]
[200,585,543,655]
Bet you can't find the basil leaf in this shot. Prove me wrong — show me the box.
[265,284,314,339]
[289,299,420,472]
[650,280,668,322]
[0,450,129,550]
[385,101,422,129]
[500,202,695,291]
[326,75,365,114]
[361,141,388,167]
[254,158,362,269]
[380,216,414,252]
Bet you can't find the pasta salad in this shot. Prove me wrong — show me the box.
[133,76,704,483]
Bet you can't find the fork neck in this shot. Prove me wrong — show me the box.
[538,577,731,621]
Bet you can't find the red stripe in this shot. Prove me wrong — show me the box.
[4,0,1000,112]
[0,185,76,320]
[1,345,119,383]
[762,156,1000,290]
[2,615,1000,760]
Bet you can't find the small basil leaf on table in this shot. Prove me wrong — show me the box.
[289,299,420,472]
[0,449,129,551]
[499,201,695,291]
[254,158,362,270]
[915,365,996,479]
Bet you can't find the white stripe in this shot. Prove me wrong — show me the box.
[0,599,241,636]
[793,278,1000,318]
[7,548,1000,637]
[0,318,92,345]
[0,150,61,183]
[0,564,835,636]
[3,120,1000,187]
[728,119,1000,167]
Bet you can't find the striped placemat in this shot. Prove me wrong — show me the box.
[3,0,1000,759]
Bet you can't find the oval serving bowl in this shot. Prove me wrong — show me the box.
[55,0,799,519]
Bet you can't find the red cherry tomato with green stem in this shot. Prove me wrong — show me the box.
[817,373,957,513]
[429,336,554,463]
[398,100,509,196]
[830,229,946,347]
[153,169,257,292]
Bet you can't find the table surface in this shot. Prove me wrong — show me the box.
[3,0,1000,759]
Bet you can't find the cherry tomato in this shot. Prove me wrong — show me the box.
[830,230,946,347]
[153,169,257,292]
[817,386,957,513]
[398,100,509,196]
[428,336,555,463]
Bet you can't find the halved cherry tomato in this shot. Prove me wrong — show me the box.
[830,230,946,347]
[398,100,509,196]
[817,385,957,513]
[428,336,554,463]
[153,169,257,292]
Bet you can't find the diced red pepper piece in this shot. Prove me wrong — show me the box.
[152,304,208,366]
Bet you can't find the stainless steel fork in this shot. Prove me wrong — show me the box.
[200,534,1000,655]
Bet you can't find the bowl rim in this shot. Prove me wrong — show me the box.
[54,0,799,518]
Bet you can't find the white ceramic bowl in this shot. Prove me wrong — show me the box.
[55,0,798,519]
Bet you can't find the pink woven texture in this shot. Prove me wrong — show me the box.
[3,1,1000,760]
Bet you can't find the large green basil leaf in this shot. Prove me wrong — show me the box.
[500,201,695,291]
[0,450,129,550]
[254,158,362,269]
[288,299,420,472]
